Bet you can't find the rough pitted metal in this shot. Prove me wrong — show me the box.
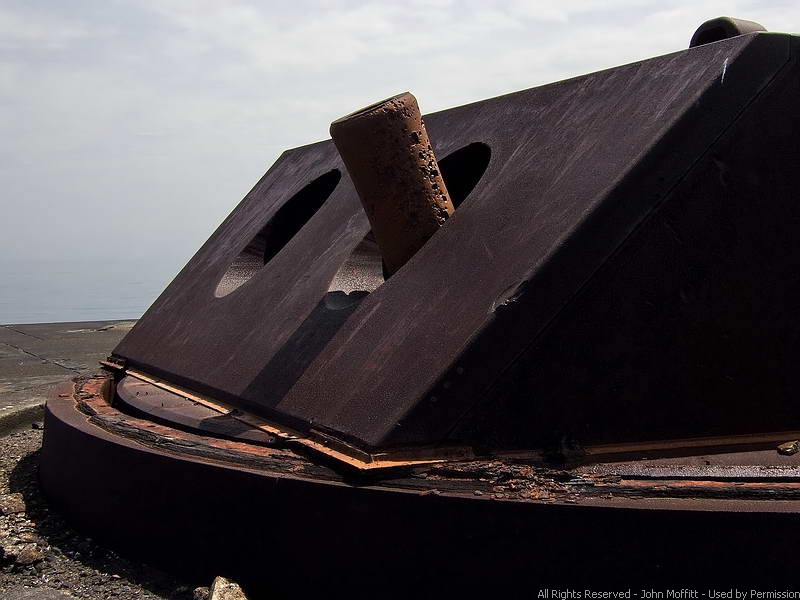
[330,92,455,276]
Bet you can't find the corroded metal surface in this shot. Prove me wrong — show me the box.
[330,92,454,276]
[40,374,800,593]
[115,375,276,445]
[57,374,800,505]
[112,33,800,452]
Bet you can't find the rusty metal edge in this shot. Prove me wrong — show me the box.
[36,377,800,591]
[49,373,800,512]
[102,362,473,471]
[104,361,800,470]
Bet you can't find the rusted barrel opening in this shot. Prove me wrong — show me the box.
[330,92,454,277]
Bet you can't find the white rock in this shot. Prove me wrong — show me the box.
[209,576,248,600]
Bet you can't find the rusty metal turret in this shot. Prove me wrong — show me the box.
[40,17,800,594]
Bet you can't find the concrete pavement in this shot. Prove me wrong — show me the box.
[0,321,135,430]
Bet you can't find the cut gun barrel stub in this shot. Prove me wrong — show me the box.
[330,92,454,277]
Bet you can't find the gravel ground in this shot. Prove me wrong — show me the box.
[0,425,209,599]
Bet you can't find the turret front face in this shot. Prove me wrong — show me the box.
[112,31,800,460]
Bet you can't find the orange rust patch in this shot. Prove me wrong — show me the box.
[64,372,800,503]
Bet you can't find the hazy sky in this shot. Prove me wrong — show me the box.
[2,1,799,317]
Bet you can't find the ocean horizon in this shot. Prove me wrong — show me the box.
[0,257,180,325]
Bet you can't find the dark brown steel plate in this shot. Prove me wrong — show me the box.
[113,33,797,450]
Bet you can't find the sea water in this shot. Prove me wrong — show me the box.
[0,257,178,325]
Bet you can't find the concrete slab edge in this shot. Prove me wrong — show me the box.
[0,402,45,435]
